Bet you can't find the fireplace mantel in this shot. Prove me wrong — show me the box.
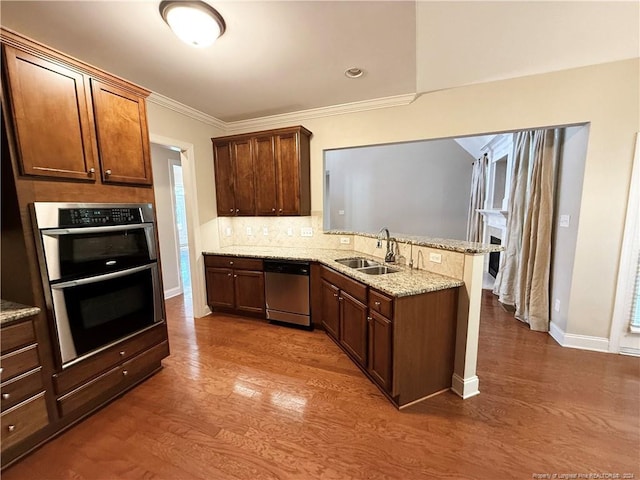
[477,209,508,229]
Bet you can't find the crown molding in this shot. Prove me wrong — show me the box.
[147,92,226,130]
[147,92,417,134]
[224,93,417,134]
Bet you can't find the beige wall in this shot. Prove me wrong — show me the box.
[226,59,639,340]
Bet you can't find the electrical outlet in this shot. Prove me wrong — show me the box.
[554,299,561,312]
[301,227,313,237]
[340,237,350,244]
[245,227,253,236]
[286,227,293,236]
[338,209,345,216]
[262,227,269,236]
[559,214,570,228]
[224,227,232,237]
[429,252,442,264]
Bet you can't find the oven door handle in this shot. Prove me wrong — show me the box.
[51,264,154,289]
[42,224,153,236]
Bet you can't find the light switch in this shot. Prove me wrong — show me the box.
[559,215,570,228]
[429,252,442,264]
[286,227,293,236]
[301,227,313,237]
[224,227,232,237]
[262,227,269,236]
[246,227,253,236]
[338,210,345,216]
[340,237,350,244]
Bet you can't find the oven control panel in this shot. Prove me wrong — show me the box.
[59,207,143,226]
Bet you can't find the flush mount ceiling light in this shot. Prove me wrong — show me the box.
[344,67,364,79]
[159,1,226,48]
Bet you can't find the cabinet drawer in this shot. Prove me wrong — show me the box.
[1,368,43,411]
[122,341,169,384]
[57,365,123,417]
[369,290,394,319]
[321,266,367,303]
[54,324,166,395]
[205,255,263,271]
[1,345,40,383]
[1,320,35,354]
[1,392,48,452]
[57,341,168,418]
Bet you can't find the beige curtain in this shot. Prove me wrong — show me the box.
[494,129,560,332]
[466,154,487,242]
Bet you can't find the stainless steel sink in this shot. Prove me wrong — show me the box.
[357,265,400,275]
[335,257,381,269]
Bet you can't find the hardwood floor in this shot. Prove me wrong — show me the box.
[4,291,639,479]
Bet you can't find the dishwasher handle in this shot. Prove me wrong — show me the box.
[263,260,310,276]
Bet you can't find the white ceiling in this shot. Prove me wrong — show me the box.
[1,1,638,123]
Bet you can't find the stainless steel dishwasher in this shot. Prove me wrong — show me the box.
[264,260,311,328]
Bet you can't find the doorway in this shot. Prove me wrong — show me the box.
[151,143,192,300]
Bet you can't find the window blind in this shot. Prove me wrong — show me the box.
[630,253,640,333]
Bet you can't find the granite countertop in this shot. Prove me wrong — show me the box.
[1,299,40,325]
[204,246,464,297]
[325,230,503,254]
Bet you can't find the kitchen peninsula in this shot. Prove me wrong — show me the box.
[204,233,500,408]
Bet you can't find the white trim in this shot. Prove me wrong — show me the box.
[147,92,226,130]
[620,346,640,357]
[167,158,184,296]
[164,286,182,299]
[149,133,209,319]
[549,321,610,352]
[224,93,417,133]
[451,374,480,399]
[609,133,640,353]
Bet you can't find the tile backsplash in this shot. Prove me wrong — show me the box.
[217,214,465,280]
[217,213,353,250]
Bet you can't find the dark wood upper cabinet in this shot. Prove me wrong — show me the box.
[232,138,256,216]
[90,80,152,186]
[2,45,97,181]
[1,29,153,187]
[212,126,311,217]
[253,135,278,215]
[213,141,235,215]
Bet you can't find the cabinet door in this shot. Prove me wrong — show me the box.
[253,135,278,215]
[321,279,340,339]
[339,291,368,367]
[91,79,152,185]
[234,270,265,314]
[232,138,255,215]
[368,310,392,392]
[213,141,235,216]
[275,131,301,215]
[205,267,234,309]
[2,46,97,181]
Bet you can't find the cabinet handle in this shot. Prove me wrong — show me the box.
[119,351,125,357]
[233,274,237,278]
[227,273,232,277]
[122,370,128,377]
[278,209,283,213]
[105,169,112,175]
[88,167,95,174]
[338,297,343,301]
[333,293,338,297]
[236,209,239,213]
[367,316,372,323]
[229,261,234,265]
[7,425,15,433]
[272,208,276,212]
[229,209,234,213]
[374,301,381,306]
[0,367,3,374]
[2,393,10,400]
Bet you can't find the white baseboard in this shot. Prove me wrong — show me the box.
[451,374,480,399]
[549,321,610,353]
[164,286,182,299]
[620,346,640,357]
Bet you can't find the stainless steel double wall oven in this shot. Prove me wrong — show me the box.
[32,203,164,367]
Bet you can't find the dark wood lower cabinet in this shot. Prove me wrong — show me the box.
[234,270,265,314]
[204,255,264,317]
[367,310,392,391]
[339,292,368,367]
[320,265,459,409]
[321,279,340,338]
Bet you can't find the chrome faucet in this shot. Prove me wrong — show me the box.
[408,241,414,269]
[416,250,425,270]
[376,227,396,263]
